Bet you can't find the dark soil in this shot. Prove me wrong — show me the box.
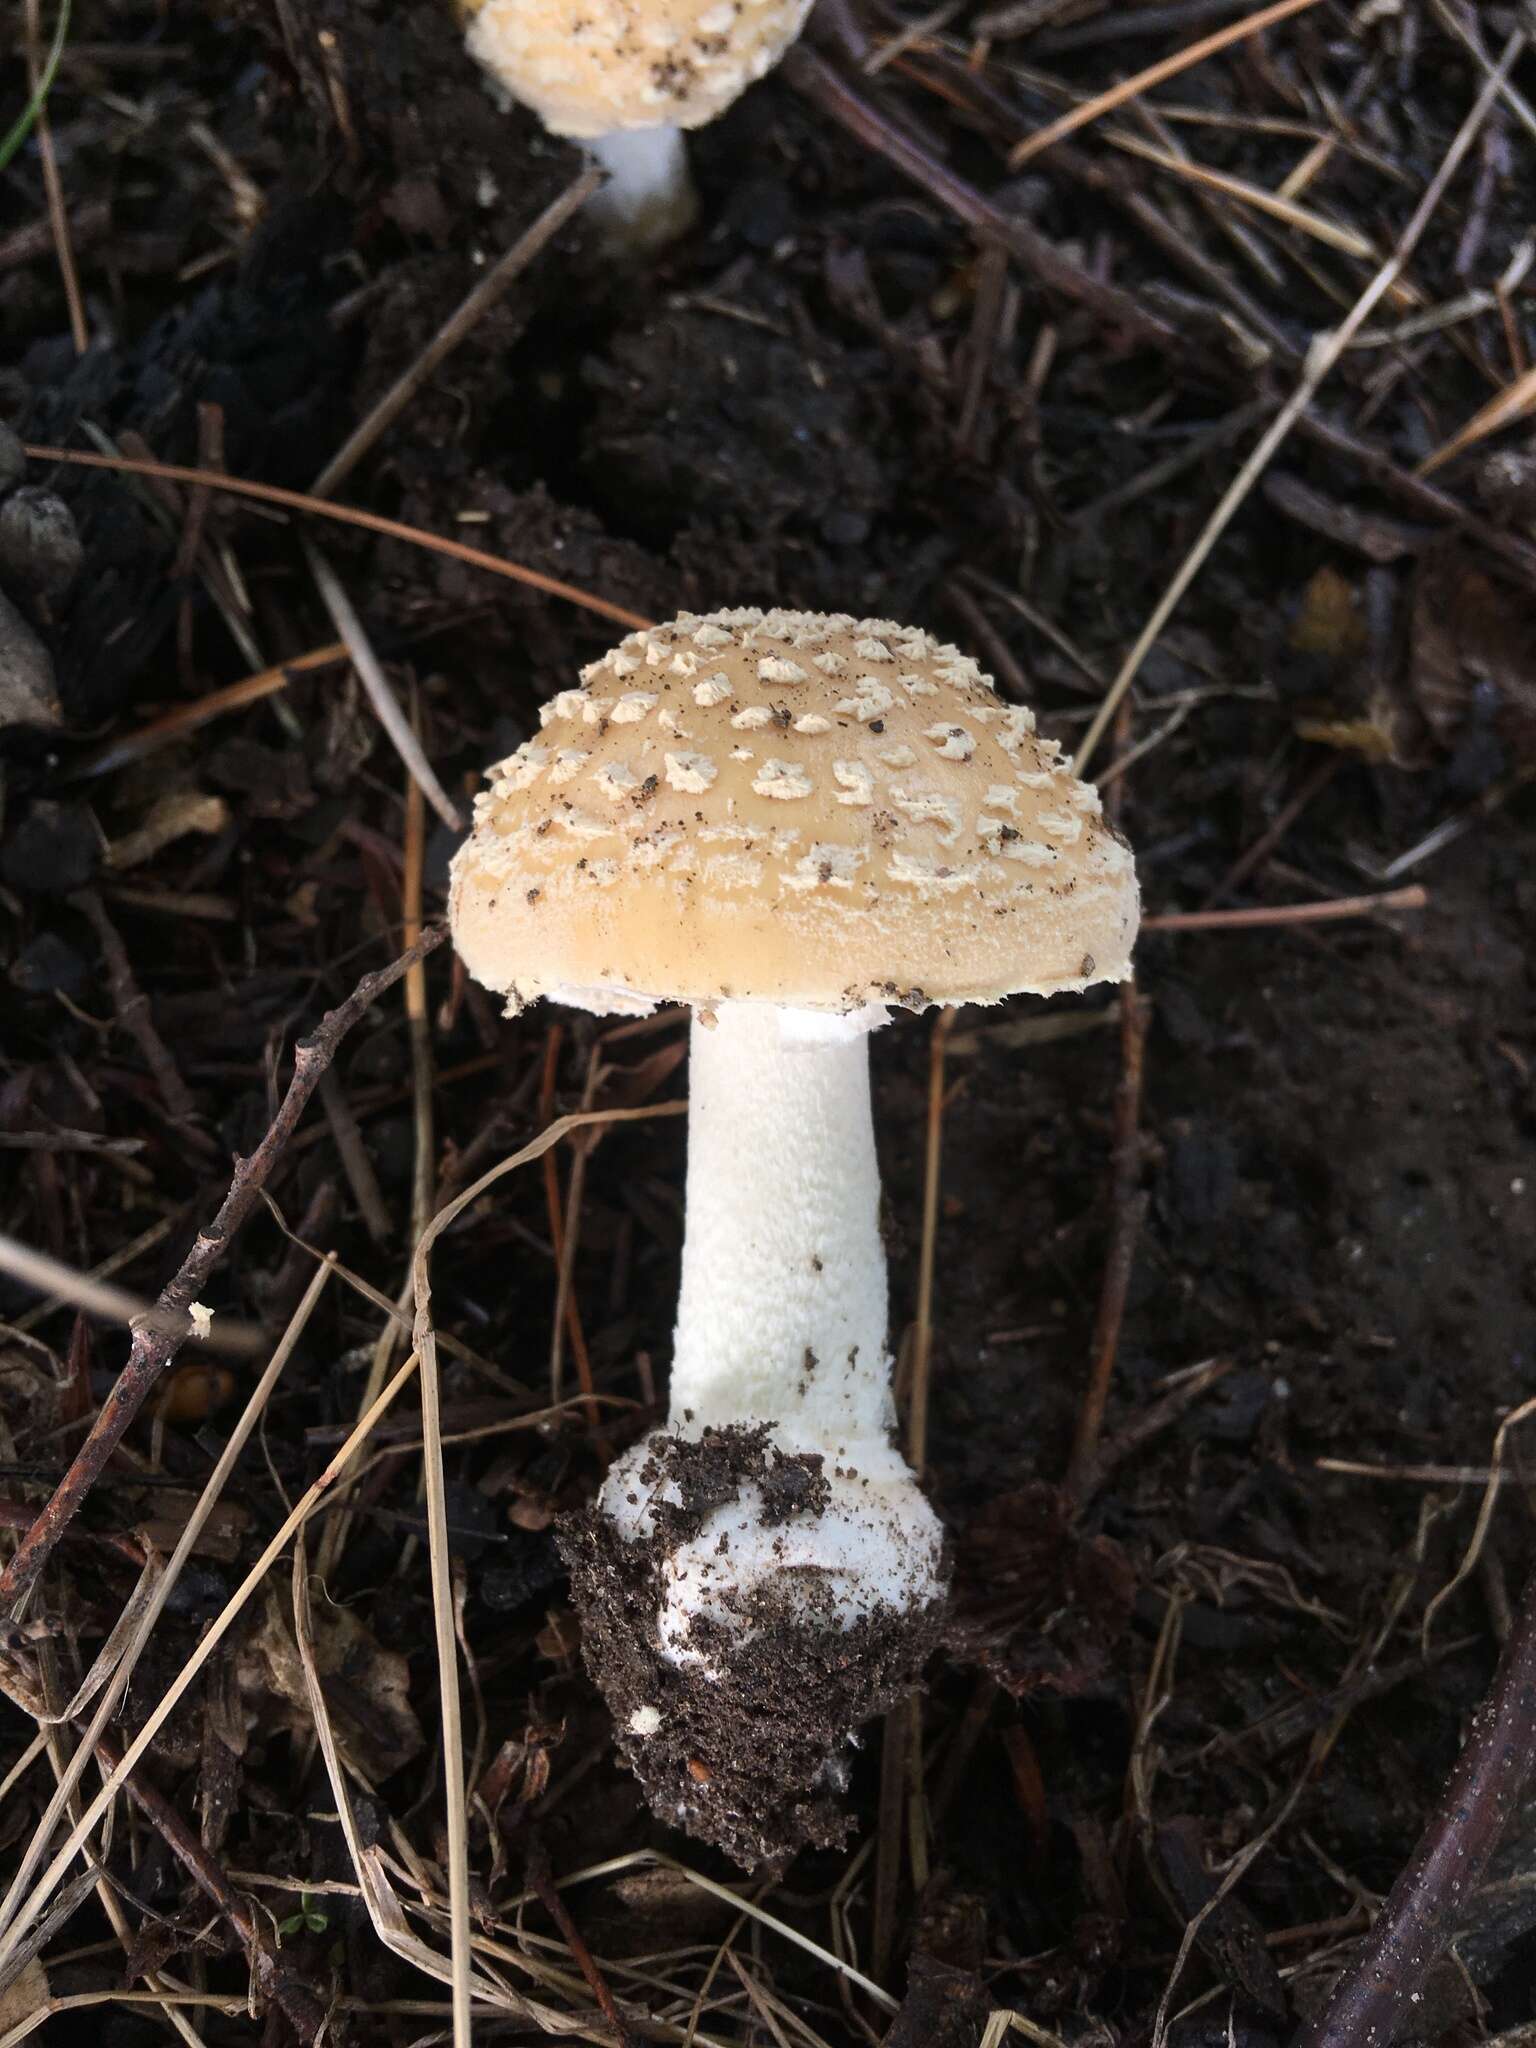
[1,0,1534,2044]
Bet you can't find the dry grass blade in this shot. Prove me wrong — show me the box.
[0,1735,49,1811]
[21,1560,161,1729]
[0,927,446,1615]
[1008,0,1326,167]
[288,1534,594,2038]
[1,1992,251,2048]
[1073,37,1522,776]
[1428,0,1536,145]
[1066,988,1148,1505]
[1417,360,1536,476]
[22,443,653,630]
[0,1872,102,2010]
[312,164,602,498]
[908,1009,956,1475]
[1103,127,1377,258]
[304,538,463,829]
[515,1852,900,2015]
[0,1346,420,1978]
[10,1219,174,1335]
[71,643,350,780]
[33,1688,205,2048]
[0,1233,259,1353]
[407,1098,688,2048]
[1420,1394,1536,1656]
[416,1292,472,2045]
[22,0,86,355]
[980,2014,1070,2048]
[1,1990,249,2039]
[0,1260,335,1958]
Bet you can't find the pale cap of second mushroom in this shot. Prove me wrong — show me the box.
[449,607,1139,1014]
[458,0,814,140]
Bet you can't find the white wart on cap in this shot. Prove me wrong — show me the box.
[450,606,1139,1015]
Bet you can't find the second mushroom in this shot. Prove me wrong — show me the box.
[450,607,1139,1866]
[458,0,814,251]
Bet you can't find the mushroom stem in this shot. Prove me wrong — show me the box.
[586,126,700,251]
[580,1001,944,1861]
[667,1002,891,1447]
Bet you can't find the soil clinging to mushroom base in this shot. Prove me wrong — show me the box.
[558,1424,945,1869]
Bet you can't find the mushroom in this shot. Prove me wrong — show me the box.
[449,607,1139,1866]
[457,0,812,250]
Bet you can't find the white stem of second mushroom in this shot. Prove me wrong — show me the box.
[669,1002,892,1454]
[586,126,699,249]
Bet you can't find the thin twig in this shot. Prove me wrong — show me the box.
[524,1833,637,2045]
[403,703,437,1252]
[7,1273,336,2040]
[312,166,602,498]
[1066,991,1148,1505]
[0,1350,423,1980]
[1144,886,1427,930]
[22,444,653,631]
[0,927,448,1616]
[1201,754,1341,908]
[69,888,203,1130]
[91,1729,326,2043]
[309,927,430,1596]
[1073,36,1522,775]
[1092,1357,1232,1490]
[1298,1569,1536,2048]
[538,1027,596,1420]
[1008,0,1327,166]
[784,45,1191,364]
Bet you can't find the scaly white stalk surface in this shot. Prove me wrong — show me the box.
[600,1003,944,1672]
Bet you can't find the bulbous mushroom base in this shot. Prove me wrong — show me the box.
[558,1425,947,1870]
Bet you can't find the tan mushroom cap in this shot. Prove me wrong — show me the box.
[459,0,813,139]
[449,608,1139,1015]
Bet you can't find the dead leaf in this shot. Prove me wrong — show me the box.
[1410,548,1536,767]
[0,1957,49,2034]
[240,1587,424,1784]
[136,1496,249,1563]
[948,1483,1137,1698]
[535,1606,580,1666]
[1293,711,1401,760]
[1289,564,1368,659]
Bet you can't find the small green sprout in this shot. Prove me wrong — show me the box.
[277,1890,329,1940]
